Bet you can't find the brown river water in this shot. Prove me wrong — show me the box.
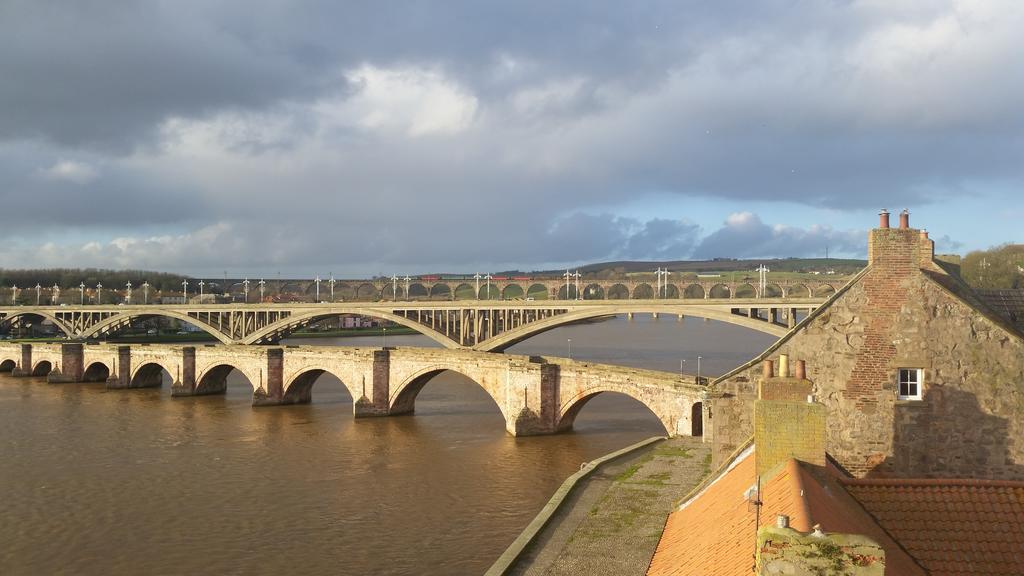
[0,315,773,575]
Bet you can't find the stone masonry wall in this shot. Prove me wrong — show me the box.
[710,226,1024,480]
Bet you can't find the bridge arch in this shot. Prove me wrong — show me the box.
[813,284,837,298]
[607,284,629,300]
[735,283,757,298]
[240,308,459,347]
[786,284,810,298]
[683,284,705,299]
[82,361,111,382]
[429,283,451,300]
[355,283,378,301]
[408,283,428,299]
[708,284,731,299]
[83,311,235,344]
[389,366,511,424]
[501,284,525,300]
[762,284,783,298]
[453,283,476,300]
[477,304,790,351]
[0,358,17,372]
[282,368,354,404]
[661,284,680,299]
[131,362,175,388]
[633,283,655,299]
[582,283,605,300]
[557,386,681,435]
[526,284,549,300]
[195,363,257,396]
[0,311,75,338]
[31,360,53,377]
[557,285,580,300]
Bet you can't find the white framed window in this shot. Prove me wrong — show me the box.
[897,368,923,400]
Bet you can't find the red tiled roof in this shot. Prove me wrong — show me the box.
[842,478,1024,576]
[646,451,924,576]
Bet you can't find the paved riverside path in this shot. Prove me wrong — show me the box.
[508,436,711,576]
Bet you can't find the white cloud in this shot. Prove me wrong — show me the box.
[39,160,99,184]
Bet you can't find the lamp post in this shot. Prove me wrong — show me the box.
[35,283,41,305]
[96,282,102,304]
[756,264,769,297]
[198,280,204,300]
[473,273,481,299]
[573,270,581,300]
[11,284,17,305]
[391,275,398,302]
[680,358,686,378]
[662,269,671,298]
[52,283,60,305]
[182,279,189,302]
[563,270,572,300]
[697,356,702,384]
[243,278,249,303]
[142,281,150,304]
[125,281,132,304]
[403,276,411,301]
[329,274,336,302]
[484,273,493,300]
[258,279,265,302]
[79,282,85,305]
[567,338,572,360]
[315,276,321,302]
[382,326,387,349]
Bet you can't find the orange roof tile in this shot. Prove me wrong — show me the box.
[842,478,1024,576]
[646,450,925,576]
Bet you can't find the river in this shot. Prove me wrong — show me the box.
[0,315,773,575]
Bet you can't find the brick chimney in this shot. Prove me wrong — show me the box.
[867,209,935,269]
[754,356,826,477]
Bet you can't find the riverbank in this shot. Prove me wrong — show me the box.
[494,435,711,576]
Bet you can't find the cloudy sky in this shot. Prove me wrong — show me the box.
[1,0,1020,277]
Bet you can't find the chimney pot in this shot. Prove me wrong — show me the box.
[795,359,806,380]
[778,354,789,378]
[762,359,775,380]
[920,229,929,239]
[879,209,890,229]
[899,209,910,229]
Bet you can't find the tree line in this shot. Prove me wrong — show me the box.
[961,244,1024,289]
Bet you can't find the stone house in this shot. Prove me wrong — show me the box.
[706,210,1024,480]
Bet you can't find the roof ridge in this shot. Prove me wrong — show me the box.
[840,477,1024,488]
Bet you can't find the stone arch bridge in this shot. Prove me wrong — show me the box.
[0,342,707,437]
[0,297,825,351]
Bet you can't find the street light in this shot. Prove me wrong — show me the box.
[79,282,85,305]
[258,279,265,302]
[35,283,41,305]
[329,274,336,302]
[680,358,686,378]
[567,337,572,360]
[51,283,59,305]
[96,282,102,304]
[484,273,493,300]
[382,326,388,349]
[563,270,572,300]
[697,356,702,383]
[391,275,398,302]
[125,281,132,304]
[182,279,189,302]
[315,276,321,302]
[243,278,250,303]
[573,270,581,300]
[473,273,482,299]
[11,284,17,305]
[142,281,150,304]
[403,276,411,301]
[198,280,205,300]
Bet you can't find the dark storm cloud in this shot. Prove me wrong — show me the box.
[692,213,864,260]
[0,1,1019,271]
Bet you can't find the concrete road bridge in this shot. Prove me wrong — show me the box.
[0,342,708,437]
[0,297,826,351]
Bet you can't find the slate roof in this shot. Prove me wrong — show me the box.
[646,450,924,576]
[975,289,1024,331]
[842,478,1024,576]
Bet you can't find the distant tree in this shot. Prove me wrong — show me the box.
[962,244,1024,289]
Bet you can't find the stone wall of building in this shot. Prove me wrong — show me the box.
[709,218,1024,480]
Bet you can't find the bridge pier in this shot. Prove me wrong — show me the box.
[353,349,392,417]
[169,347,203,396]
[252,348,286,406]
[46,343,83,383]
[10,343,33,377]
